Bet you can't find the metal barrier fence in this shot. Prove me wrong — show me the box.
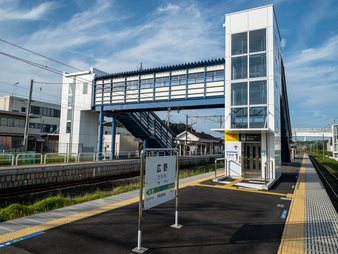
[0,154,14,166]
[44,153,67,164]
[0,150,156,167]
[214,158,226,178]
[16,153,43,166]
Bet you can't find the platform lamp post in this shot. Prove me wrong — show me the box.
[23,80,33,153]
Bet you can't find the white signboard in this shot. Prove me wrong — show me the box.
[144,155,176,210]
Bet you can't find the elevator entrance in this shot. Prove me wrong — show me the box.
[242,143,261,179]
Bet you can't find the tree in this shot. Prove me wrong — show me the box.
[167,122,195,135]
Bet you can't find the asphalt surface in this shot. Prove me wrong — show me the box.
[3,159,301,254]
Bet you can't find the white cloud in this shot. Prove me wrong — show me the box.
[94,2,223,73]
[0,1,54,21]
[285,34,338,127]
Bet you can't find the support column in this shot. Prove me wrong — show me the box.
[143,139,147,151]
[111,115,117,159]
[98,108,104,159]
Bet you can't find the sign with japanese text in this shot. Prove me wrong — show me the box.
[144,155,176,210]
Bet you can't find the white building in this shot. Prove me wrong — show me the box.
[213,5,291,188]
[176,131,223,156]
[0,96,60,152]
[102,126,141,157]
[58,68,107,154]
[333,124,338,159]
[58,5,291,184]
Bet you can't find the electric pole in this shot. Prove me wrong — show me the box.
[323,134,325,159]
[23,80,33,153]
[185,114,188,156]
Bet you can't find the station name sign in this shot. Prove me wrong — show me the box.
[144,155,176,210]
[240,134,261,142]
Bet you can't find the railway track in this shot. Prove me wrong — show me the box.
[0,172,140,199]
[309,155,338,211]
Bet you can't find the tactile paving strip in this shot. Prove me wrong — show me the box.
[305,158,338,254]
[278,155,306,254]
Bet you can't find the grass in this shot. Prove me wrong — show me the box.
[0,161,224,222]
[309,152,338,177]
[309,153,338,177]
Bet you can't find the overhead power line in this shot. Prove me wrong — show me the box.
[0,38,83,72]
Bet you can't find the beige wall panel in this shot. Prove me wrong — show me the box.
[140,74,153,79]
[155,87,169,92]
[112,78,124,82]
[171,70,186,75]
[206,87,223,92]
[188,88,204,95]
[171,85,185,91]
[206,65,224,71]
[206,81,224,87]
[126,76,138,81]
[188,67,204,74]
[155,72,169,77]
[188,84,204,89]
[171,95,185,99]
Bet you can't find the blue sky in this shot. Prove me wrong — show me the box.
[0,0,337,136]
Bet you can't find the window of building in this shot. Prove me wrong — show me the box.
[231,82,247,106]
[12,139,21,149]
[232,32,247,55]
[42,124,57,133]
[249,29,266,53]
[249,80,267,105]
[127,80,138,90]
[171,75,186,86]
[205,70,224,82]
[140,79,153,89]
[231,108,248,128]
[66,122,71,133]
[68,96,73,107]
[67,109,72,120]
[187,72,204,84]
[31,106,41,115]
[83,83,88,94]
[14,119,21,127]
[1,117,8,126]
[249,53,266,78]
[21,107,26,112]
[7,118,14,127]
[69,83,75,95]
[113,81,125,91]
[155,77,169,87]
[231,56,247,80]
[249,107,267,128]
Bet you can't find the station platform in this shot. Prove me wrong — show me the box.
[0,154,336,253]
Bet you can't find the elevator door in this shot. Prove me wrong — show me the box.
[243,143,261,178]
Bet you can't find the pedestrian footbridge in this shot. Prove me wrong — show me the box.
[94,59,225,151]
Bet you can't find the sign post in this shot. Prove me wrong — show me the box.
[133,148,181,253]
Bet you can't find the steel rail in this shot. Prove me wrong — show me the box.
[309,156,338,200]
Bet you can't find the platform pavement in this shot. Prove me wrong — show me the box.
[278,154,338,254]
[0,154,336,253]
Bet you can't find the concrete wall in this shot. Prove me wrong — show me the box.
[0,155,222,190]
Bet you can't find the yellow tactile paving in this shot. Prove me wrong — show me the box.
[278,154,306,254]
[196,183,288,196]
[225,178,242,187]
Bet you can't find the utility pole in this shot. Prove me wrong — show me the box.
[23,80,33,153]
[166,107,171,127]
[323,134,325,159]
[185,114,188,156]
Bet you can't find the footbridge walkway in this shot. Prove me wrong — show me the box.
[93,59,226,155]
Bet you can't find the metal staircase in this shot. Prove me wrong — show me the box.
[116,111,175,149]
